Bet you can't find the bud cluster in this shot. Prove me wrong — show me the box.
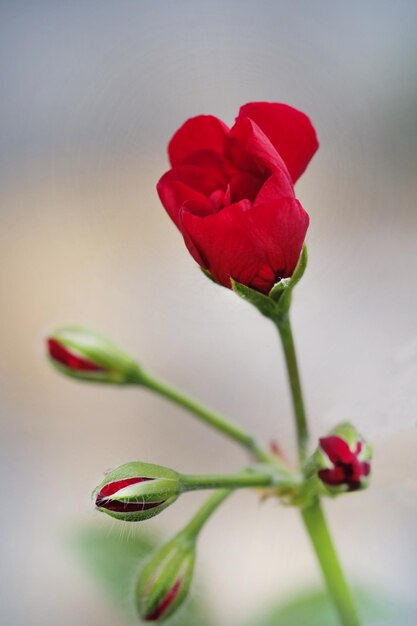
[46,326,373,622]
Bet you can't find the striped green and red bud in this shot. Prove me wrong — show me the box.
[47,326,143,384]
[93,462,181,521]
[135,534,195,622]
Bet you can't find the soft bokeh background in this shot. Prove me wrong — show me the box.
[1,1,416,625]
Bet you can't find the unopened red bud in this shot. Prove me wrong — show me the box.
[46,326,142,384]
[135,534,195,622]
[93,462,181,522]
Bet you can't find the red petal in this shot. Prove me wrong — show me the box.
[319,436,354,465]
[157,171,213,227]
[349,460,363,483]
[146,578,183,621]
[157,151,234,225]
[97,499,166,512]
[178,150,232,195]
[228,171,264,203]
[180,197,309,293]
[318,467,346,486]
[361,462,371,477]
[48,338,104,372]
[168,115,229,166]
[254,172,295,206]
[238,102,319,183]
[98,477,152,499]
[226,117,292,179]
[96,477,164,513]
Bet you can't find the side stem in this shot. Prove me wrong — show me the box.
[181,489,231,540]
[180,470,277,492]
[139,371,276,465]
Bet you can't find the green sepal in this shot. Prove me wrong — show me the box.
[230,279,278,318]
[288,244,308,289]
[200,267,219,285]
[135,533,196,622]
[268,278,291,303]
[231,245,308,321]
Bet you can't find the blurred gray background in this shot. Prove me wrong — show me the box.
[1,1,416,625]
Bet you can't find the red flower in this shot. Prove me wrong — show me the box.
[157,102,318,293]
[318,436,371,492]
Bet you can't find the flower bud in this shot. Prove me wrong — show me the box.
[93,462,181,521]
[47,326,142,384]
[311,423,372,494]
[135,534,195,621]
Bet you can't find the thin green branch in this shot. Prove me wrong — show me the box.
[138,371,278,465]
[182,489,232,539]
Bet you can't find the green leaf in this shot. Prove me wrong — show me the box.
[249,586,416,626]
[70,523,213,626]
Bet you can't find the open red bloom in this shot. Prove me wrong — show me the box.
[157,102,318,293]
[318,436,371,492]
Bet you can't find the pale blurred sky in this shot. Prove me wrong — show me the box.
[1,2,416,625]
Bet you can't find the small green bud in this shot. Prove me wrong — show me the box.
[135,534,195,622]
[307,422,372,495]
[93,462,181,522]
[47,326,142,384]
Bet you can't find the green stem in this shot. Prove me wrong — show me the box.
[276,312,361,626]
[182,489,231,539]
[302,501,360,626]
[275,313,309,464]
[139,371,275,465]
[180,469,276,492]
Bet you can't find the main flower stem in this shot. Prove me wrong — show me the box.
[302,501,360,626]
[276,313,309,464]
[275,313,360,626]
[139,371,276,465]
